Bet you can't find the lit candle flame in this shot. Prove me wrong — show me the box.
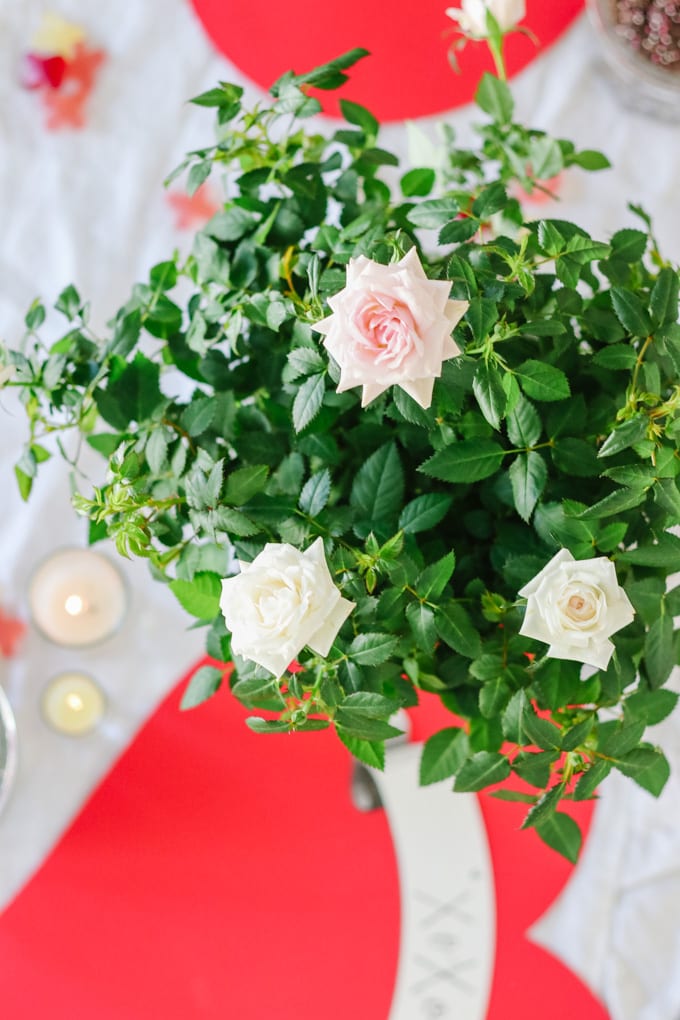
[64,594,85,617]
[65,692,84,713]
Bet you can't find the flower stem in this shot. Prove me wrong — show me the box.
[488,37,507,81]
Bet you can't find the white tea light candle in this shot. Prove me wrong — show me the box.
[28,548,127,647]
[41,672,105,735]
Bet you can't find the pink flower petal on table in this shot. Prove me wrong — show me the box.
[0,609,26,658]
[167,184,220,230]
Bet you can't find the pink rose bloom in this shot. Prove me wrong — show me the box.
[313,249,468,409]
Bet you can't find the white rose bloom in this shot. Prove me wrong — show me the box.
[313,248,467,410]
[446,0,526,37]
[220,538,355,678]
[518,549,635,671]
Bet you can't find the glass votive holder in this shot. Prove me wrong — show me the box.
[28,547,128,648]
[41,672,106,736]
[0,686,18,815]
[586,0,680,121]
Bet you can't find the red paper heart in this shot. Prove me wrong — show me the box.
[189,0,584,121]
[0,659,606,1019]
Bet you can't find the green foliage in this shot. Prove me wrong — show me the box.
[3,36,680,865]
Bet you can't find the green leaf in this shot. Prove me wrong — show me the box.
[25,299,46,331]
[400,168,436,197]
[406,197,460,229]
[435,603,482,659]
[522,710,562,751]
[187,160,211,197]
[225,464,269,505]
[214,507,261,537]
[534,812,582,863]
[564,235,611,265]
[351,443,404,523]
[551,438,600,477]
[654,478,680,520]
[472,181,508,219]
[502,689,529,743]
[537,221,566,257]
[181,395,216,437]
[14,465,33,501]
[420,440,505,483]
[576,486,647,520]
[598,719,646,759]
[509,451,547,522]
[610,228,647,262]
[593,344,638,370]
[469,654,504,682]
[570,149,611,171]
[105,352,163,424]
[180,665,224,709]
[625,689,679,726]
[399,493,452,534]
[170,571,222,619]
[190,82,244,108]
[644,613,675,688]
[335,715,403,741]
[273,47,370,93]
[293,372,326,433]
[287,347,326,380]
[438,218,479,245]
[529,137,563,180]
[597,416,648,458]
[299,468,331,516]
[475,72,514,124]
[454,751,511,792]
[650,267,679,327]
[146,429,169,474]
[506,395,541,447]
[339,98,378,137]
[625,576,666,626]
[416,551,455,600]
[521,785,563,830]
[55,284,81,319]
[420,728,470,785]
[341,692,401,717]
[406,601,438,650]
[490,789,537,803]
[561,715,595,752]
[231,675,285,708]
[336,728,385,770]
[246,717,291,734]
[618,532,680,570]
[615,747,670,796]
[516,360,570,402]
[513,750,556,788]
[347,632,400,666]
[611,288,652,336]
[479,677,511,719]
[473,360,506,429]
[574,760,611,800]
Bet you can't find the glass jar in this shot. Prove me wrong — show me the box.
[586,0,680,121]
[0,686,18,816]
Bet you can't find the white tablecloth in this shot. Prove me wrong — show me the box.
[1,5,680,1018]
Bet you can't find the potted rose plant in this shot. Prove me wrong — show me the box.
[2,2,679,860]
